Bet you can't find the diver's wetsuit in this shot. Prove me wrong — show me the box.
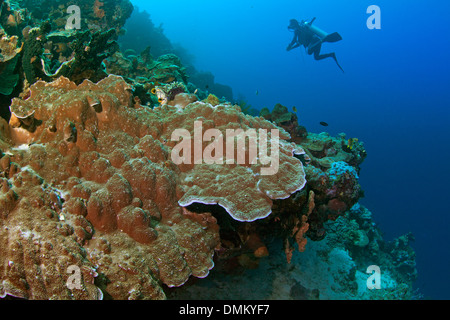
[287,18,344,73]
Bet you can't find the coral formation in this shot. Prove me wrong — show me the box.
[0,74,306,299]
[12,0,133,34]
[260,103,307,143]
[0,32,21,95]
[294,129,367,242]
[0,0,134,119]
[1,76,220,299]
[104,50,189,106]
[22,25,119,86]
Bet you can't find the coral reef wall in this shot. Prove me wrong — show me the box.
[0,0,134,119]
[0,0,418,300]
[117,6,235,102]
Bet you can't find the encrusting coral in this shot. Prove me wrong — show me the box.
[260,103,307,144]
[104,50,189,106]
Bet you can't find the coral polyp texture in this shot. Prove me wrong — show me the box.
[0,75,306,299]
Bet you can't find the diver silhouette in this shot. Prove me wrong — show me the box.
[286,18,344,72]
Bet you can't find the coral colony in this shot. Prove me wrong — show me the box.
[0,0,418,300]
[171,120,282,176]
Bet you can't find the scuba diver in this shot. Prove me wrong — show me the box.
[286,18,344,72]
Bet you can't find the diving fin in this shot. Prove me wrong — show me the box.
[323,32,343,43]
[333,55,345,73]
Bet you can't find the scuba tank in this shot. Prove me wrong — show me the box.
[302,17,343,43]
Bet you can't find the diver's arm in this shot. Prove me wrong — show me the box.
[286,34,300,51]
[287,42,301,51]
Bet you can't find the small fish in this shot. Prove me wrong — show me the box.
[194,89,198,94]
[319,121,329,127]
[205,85,209,90]
[292,106,297,113]
[347,138,359,150]
[255,90,259,96]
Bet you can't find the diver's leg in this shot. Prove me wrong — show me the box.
[307,37,322,55]
[313,49,345,73]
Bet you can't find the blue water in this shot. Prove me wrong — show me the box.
[130,0,450,299]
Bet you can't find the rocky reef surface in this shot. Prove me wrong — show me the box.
[168,203,419,300]
[0,0,418,300]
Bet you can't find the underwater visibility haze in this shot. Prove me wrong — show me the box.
[0,0,449,300]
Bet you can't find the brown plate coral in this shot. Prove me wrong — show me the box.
[0,75,306,299]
